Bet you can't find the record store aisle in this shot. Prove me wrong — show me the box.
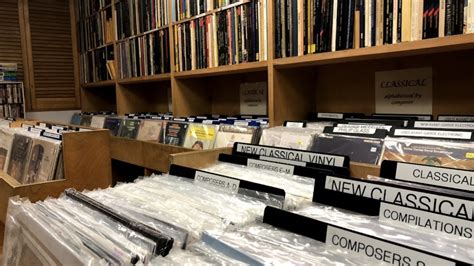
[1,0,474,264]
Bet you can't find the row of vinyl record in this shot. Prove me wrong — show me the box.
[174,0,250,20]
[76,0,112,18]
[79,45,115,83]
[174,0,268,71]
[3,143,472,264]
[77,8,114,53]
[71,113,266,150]
[117,29,171,78]
[275,0,474,57]
[115,0,170,40]
[0,126,64,185]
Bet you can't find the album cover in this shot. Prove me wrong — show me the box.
[311,134,384,164]
[259,127,320,150]
[70,113,82,125]
[22,137,61,184]
[381,137,474,169]
[53,148,64,181]
[164,122,189,146]
[7,134,32,183]
[79,115,92,127]
[90,116,106,129]
[103,117,123,136]
[117,119,141,139]
[136,120,163,142]
[0,128,14,171]
[214,125,257,148]
[183,124,219,150]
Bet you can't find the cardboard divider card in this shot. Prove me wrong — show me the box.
[381,161,474,192]
[262,207,465,265]
[232,143,350,168]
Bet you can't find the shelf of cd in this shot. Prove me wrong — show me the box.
[0,122,113,224]
[173,61,268,79]
[273,34,474,69]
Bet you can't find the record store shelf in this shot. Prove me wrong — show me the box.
[0,122,113,225]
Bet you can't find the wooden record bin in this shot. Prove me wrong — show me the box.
[0,122,113,225]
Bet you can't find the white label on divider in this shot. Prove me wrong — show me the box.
[234,121,249,126]
[260,156,307,167]
[395,164,474,192]
[236,143,345,167]
[379,203,473,240]
[325,226,454,265]
[285,122,305,128]
[414,121,474,130]
[247,159,295,175]
[324,176,473,220]
[333,127,377,135]
[438,116,474,122]
[337,124,392,131]
[194,171,240,194]
[318,113,344,119]
[393,129,472,140]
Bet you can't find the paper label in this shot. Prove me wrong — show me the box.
[318,113,344,119]
[395,164,474,192]
[393,129,472,140]
[375,68,433,114]
[260,156,307,167]
[337,124,392,131]
[333,127,377,135]
[235,143,346,167]
[234,121,249,126]
[438,116,474,122]
[413,121,474,130]
[247,159,295,175]
[324,176,473,220]
[285,122,305,128]
[379,203,473,240]
[240,82,268,115]
[194,171,240,194]
[326,226,454,265]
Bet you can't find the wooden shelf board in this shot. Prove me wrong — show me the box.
[81,80,116,88]
[118,73,171,85]
[273,34,474,69]
[173,61,268,79]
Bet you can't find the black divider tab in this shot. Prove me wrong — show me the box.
[381,160,474,193]
[169,164,286,207]
[313,174,473,221]
[262,207,470,266]
[218,153,346,178]
[232,142,350,168]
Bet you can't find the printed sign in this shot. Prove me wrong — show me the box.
[194,171,240,194]
[375,68,432,114]
[240,82,268,115]
[247,159,295,175]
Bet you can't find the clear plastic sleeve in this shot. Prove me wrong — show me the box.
[213,124,259,148]
[311,133,384,164]
[204,162,314,209]
[381,136,474,169]
[259,126,321,150]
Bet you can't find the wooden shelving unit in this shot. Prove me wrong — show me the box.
[74,0,474,123]
[73,1,474,174]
